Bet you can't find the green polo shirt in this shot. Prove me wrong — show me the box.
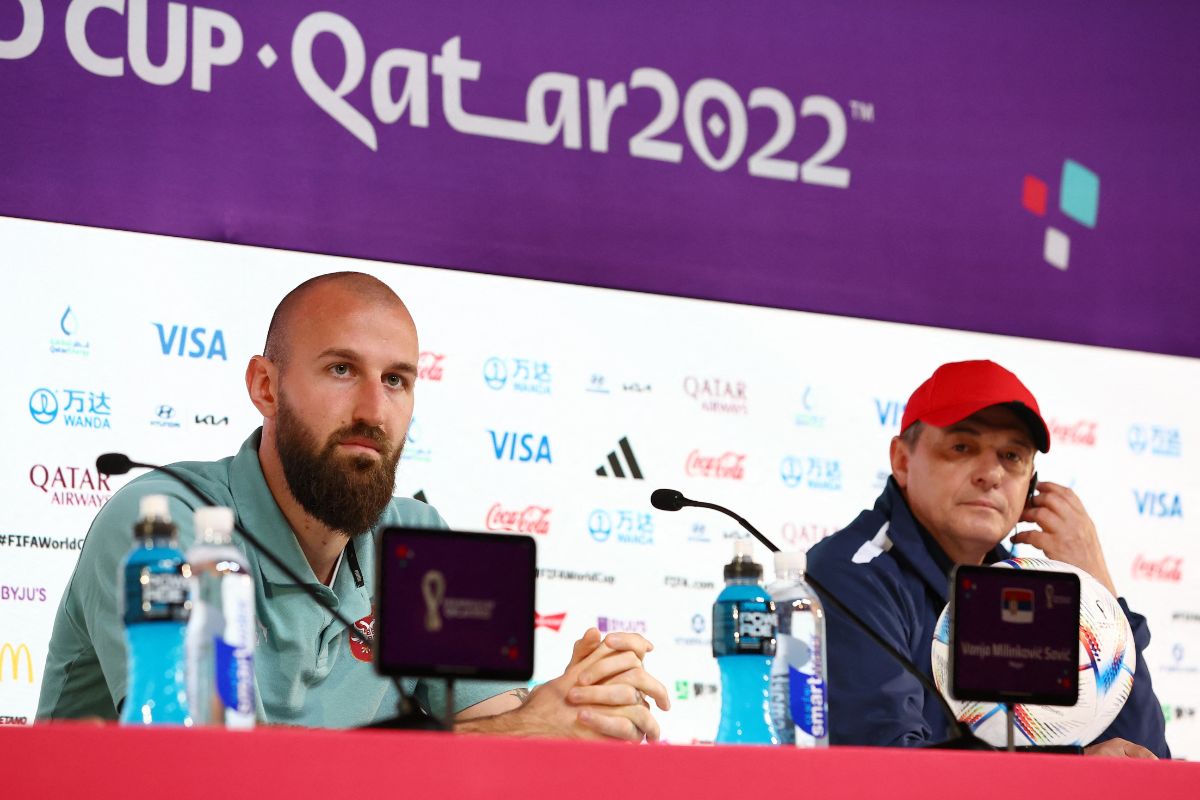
[37,429,514,726]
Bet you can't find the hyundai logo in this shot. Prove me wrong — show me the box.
[156,405,175,420]
[29,389,58,425]
[482,357,508,390]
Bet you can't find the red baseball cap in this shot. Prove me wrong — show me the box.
[900,360,1050,452]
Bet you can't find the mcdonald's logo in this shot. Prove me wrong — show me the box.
[0,643,34,683]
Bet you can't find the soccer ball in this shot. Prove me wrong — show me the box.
[930,557,1135,747]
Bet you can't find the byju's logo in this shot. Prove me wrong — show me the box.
[1128,425,1181,457]
[588,509,654,545]
[50,306,90,357]
[488,431,552,463]
[482,357,551,394]
[1021,159,1100,271]
[154,323,227,360]
[418,352,445,382]
[29,388,111,430]
[595,437,643,479]
[780,456,842,491]
[874,398,905,428]
[683,376,747,415]
[0,586,47,603]
[151,404,181,429]
[1133,490,1183,519]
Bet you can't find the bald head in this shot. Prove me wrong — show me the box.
[263,272,411,368]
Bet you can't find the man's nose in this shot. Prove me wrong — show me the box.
[352,379,388,428]
[972,455,1006,488]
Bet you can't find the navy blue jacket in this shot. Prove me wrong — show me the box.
[806,478,1170,757]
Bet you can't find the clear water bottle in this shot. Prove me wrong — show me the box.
[186,506,256,729]
[713,540,778,744]
[767,550,828,747]
[120,494,191,725]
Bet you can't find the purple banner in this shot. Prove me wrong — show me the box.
[2,0,1197,356]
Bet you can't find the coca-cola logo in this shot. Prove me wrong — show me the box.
[682,377,747,415]
[1047,419,1097,447]
[1132,554,1183,582]
[485,503,551,535]
[418,352,445,381]
[685,450,745,480]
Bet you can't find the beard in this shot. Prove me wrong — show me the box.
[274,397,405,536]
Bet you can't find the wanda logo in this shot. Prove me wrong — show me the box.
[486,503,551,535]
[685,450,745,480]
[1132,554,1182,582]
[1047,419,1097,447]
[418,352,445,381]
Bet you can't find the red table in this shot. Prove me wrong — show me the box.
[2,724,1194,798]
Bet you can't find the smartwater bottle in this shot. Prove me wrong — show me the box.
[767,550,829,747]
[121,494,191,725]
[713,540,779,744]
[186,506,256,729]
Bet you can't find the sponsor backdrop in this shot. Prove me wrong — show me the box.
[2,1,1200,358]
[2,0,1198,754]
[1,217,1197,754]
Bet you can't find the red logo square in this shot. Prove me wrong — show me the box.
[1022,175,1047,216]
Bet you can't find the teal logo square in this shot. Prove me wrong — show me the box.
[1060,160,1100,229]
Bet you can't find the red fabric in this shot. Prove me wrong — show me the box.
[2,724,1194,798]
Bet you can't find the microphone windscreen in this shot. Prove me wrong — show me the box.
[650,488,687,512]
[96,453,134,476]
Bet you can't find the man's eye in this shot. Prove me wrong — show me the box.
[385,374,405,388]
[331,364,350,376]
[951,443,969,453]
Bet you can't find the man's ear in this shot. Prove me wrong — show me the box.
[889,436,910,490]
[246,356,279,418]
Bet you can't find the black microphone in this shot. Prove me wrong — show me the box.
[650,486,988,749]
[96,452,437,727]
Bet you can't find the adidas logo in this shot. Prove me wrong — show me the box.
[596,437,644,479]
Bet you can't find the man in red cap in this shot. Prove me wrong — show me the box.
[806,360,1169,757]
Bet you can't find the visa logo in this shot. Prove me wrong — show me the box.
[154,324,227,360]
[874,399,906,427]
[488,431,552,464]
[1134,490,1183,518]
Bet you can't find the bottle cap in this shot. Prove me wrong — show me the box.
[724,539,763,581]
[138,494,171,522]
[194,506,235,545]
[774,550,807,575]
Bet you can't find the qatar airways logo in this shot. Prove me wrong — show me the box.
[418,352,445,382]
[780,522,837,549]
[1047,419,1097,447]
[485,504,551,535]
[29,464,115,508]
[683,377,747,415]
[685,450,745,480]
